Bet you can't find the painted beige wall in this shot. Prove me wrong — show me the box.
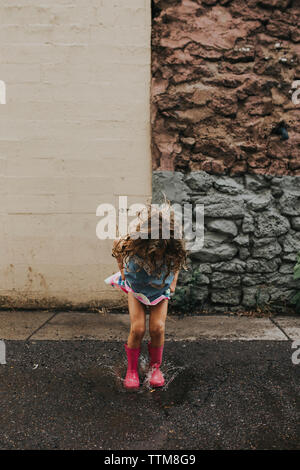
[0,0,151,308]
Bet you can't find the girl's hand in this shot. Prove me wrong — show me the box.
[170,270,179,293]
[170,279,177,293]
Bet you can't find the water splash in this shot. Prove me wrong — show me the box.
[99,353,185,394]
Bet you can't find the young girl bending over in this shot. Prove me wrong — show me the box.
[105,207,187,389]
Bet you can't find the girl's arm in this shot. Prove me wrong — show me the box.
[170,270,179,293]
[113,239,125,280]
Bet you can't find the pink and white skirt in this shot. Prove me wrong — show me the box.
[104,271,171,306]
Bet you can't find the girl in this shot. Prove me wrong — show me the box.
[105,205,187,389]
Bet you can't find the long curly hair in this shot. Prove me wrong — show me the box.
[112,201,187,282]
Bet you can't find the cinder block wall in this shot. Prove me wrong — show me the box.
[0,0,151,308]
[152,0,300,313]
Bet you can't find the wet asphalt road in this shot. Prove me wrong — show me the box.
[0,340,299,450]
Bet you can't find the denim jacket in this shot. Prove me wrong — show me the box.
[124,255,174,303]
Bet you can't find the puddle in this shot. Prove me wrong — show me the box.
[99,353,185,394]
[91,353,195,411]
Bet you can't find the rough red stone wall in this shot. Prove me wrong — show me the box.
[151,0,300,175]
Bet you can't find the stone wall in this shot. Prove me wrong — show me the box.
[153,171,300,312]
[151,0,300,313]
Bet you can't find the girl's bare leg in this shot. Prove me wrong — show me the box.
[127,292,146,348]
[149,299,168,347]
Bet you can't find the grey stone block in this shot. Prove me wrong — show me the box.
[253,236,277,247]
[245,174,269,191]
[242,274,266,286]
[279,263,295,274]
[197,263,213,274]
[152,171,190,204]
[203,200,245,219]
[190,243,238,263]
[267,287,296,302]
[278,191,300,216]
[242,212,255,233]
[211,272,241,288]
[211,288,241,305]
[213,176,243,195]
[247,192,272,211]
[185,171,214,193]
[252,239,282,260]
[271,186,284,198]
[282,253,298,262]
[282,232,300,253]
[242,286,270,307]
[254,210,290,237]
[266,273,300,288]
[193,286,209,302]
[196,274,210,285]
[206,219,238,236]
[233,234,249,246]
[212,259,246,272]
[246,258,281,273]
[291,217,300,231]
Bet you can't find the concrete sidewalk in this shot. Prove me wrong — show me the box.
[0,311,299,341]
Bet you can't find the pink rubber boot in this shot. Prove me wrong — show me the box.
[148,342,165,388]
[124,344,140,389]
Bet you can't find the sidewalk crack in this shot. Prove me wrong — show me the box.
[25,312,58,341]
[270,317,291,341]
